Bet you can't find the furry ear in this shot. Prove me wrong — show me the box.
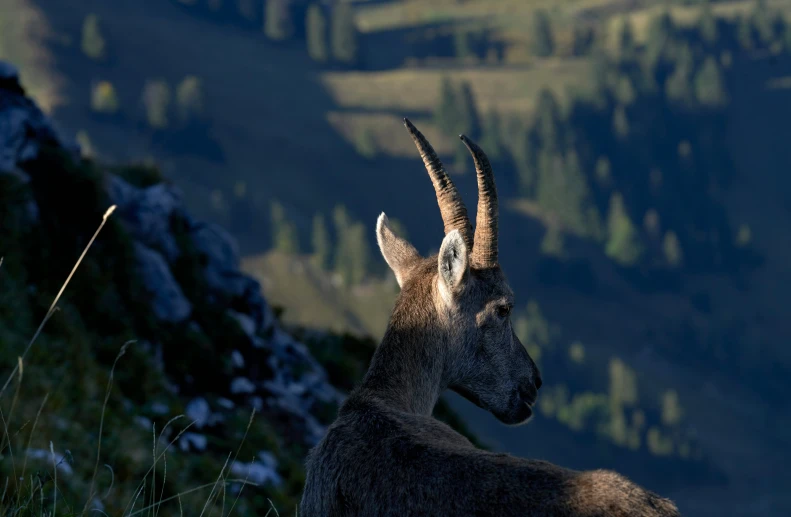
[376,213,420,288]
[437,229,469,302]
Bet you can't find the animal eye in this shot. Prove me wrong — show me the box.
[497,305,511,318]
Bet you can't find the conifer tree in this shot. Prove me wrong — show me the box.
[694,56,728,107]
[238,0,259,22]
[331,3,359,66]
[531,9,555,57]
[479,109,503,161]
[434,76,461,138]
[457,80,481,140]
[82,14,107,61]
[605,192,643,266]
[534,89,561,152]
[306,3,329,63]
[536,151,600,238]
[751,0,775,46]
[737,15,754,50]
[265,0,295,41]
[571,24,594,56]
[645,10,675,67]
[612,105,630,139]
[271,201,300,254]
[662,230,683,267]
[141,79,172,129]
[617,18,636,60]
[90,81,119,115]
[540,225,566,258]
[698,3,718,45]
[175,76,205,126]
[311,213,331,269]
[664,44,695,104]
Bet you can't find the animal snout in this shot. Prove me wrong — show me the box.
[534,372,542,390]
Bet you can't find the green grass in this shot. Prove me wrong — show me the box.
[242,251,397,339]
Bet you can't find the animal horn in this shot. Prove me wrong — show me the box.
[403,118,473,250]
[460,134,498,268]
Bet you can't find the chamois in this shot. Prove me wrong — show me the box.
[300,119,680,517]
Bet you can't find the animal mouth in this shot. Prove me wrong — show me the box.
[520,387,538,408]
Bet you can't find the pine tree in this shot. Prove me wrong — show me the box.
[698,3,718,46]
[737,15,754,50]
[175,76,205,126]
[306,3,329,63]
[264,0,295,41]
[454,29,472,61]
[534,89,561,152]
[457,81,481,140]
[614,74,636,106]
[434,76,461,138]
[331,205,371,286]
[311,213,331,269]
[271,201,300,254]
[571,24,594,57]
[612,105,630,139]
[645,10,675,67]
[331,3,359,66]
[479,109,503,161]
[354,127,377,160]
[605,192,643,266]
[694,56,728,107]
[237,0,259,22]
[663,230,683,267]
[751,0,775,46]
[617,18,636,60]
[141,79,171,129]
[540,225,566,258]
[664,44,695,104]
[82,14,107,62]
[536,150,600,238]
[90,81,119,115]
[332,204,352,283]
[531,10,555,58]
[346,222,370,286]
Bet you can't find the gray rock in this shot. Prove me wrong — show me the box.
[0,62,19,80]
[179,432,208,452]
[230,377,256,394]
[0,68,66,173]
[229,310,256,338]
[134,243,192,323]
[109,176,185,262]
[231,350,245,369]
[185,397,210,428]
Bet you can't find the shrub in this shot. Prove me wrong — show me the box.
[81,14,107,61]
[141,79,171,129]
[90,80,119,115]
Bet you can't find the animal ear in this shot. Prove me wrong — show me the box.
[376,213,420,288]
[437,229,469,300]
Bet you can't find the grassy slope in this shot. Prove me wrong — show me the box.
[241,251,397,338]
[3,0,791,514]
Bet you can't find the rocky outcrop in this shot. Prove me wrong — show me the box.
[0,61,342,468]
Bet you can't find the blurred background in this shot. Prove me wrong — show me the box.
[1,0,790,515]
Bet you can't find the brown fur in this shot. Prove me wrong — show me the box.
[299,124,680,516]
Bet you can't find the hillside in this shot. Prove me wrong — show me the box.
[0,65,483,513]
[2,0,791,515]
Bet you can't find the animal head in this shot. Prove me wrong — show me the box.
[376,118,542,426]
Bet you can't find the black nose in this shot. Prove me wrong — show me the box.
[534,374,542,390]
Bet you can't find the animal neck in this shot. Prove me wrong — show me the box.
[358,299,448,416]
